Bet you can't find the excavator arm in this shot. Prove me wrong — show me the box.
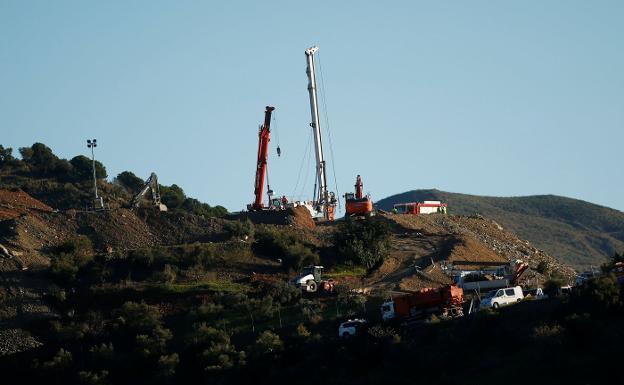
[130,172,167,211]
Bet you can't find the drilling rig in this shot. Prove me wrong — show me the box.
[248,106,284,211]
[305,46,337,221]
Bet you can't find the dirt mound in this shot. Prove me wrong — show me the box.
[362,213,576,292]
[446,236,508,268]
[229,206,315,229]
[0,189,53,220]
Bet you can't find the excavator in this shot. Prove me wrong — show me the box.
[130,172,167,211]
[344,175,373,217]
[247,106,286,211]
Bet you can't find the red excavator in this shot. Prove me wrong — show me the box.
[344,175,373,217]
[247,106,280,211]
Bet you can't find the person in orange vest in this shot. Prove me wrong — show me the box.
[281,195,288,206]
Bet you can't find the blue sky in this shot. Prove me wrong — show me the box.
[1,0,623,213]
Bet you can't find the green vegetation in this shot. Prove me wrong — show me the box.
[333,218,391,270]
[253,226,319,271]
[0,142,227,217]
[377,189,624,269]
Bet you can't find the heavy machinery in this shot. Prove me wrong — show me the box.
[344,175,373,217]
[248,106,282,211]
[130,172,167,211]
[452,259,529,291]
[291,265,335,293]
[304,46,337,221]
[381,285,464,322]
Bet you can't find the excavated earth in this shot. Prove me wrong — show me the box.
[362,212,576,294]
[0,189,578,356]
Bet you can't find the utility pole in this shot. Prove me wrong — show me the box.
[86,139,103,209]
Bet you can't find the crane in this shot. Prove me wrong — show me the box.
[130,172,167,211]
[305,46,336,221]
[249,106,276,211]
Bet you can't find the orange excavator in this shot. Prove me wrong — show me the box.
[344,175,373,217]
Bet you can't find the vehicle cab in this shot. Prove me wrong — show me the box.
[339,319,367,337]
[479,286,524,309]
[380,301,395,321]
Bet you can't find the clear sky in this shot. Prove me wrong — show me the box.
[1,0,623,213]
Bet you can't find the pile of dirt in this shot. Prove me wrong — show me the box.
[446,236,508,268]
[0,189,53,220]
[362,213,576,293]
[229,206,315,229]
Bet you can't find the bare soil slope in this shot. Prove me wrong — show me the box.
[363,213,575,293]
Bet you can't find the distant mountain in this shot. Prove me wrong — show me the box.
[376,189,624,270]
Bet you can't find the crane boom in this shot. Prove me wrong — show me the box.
[305,46,335,220]
[251,106,275,210]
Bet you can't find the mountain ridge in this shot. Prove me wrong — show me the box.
[376,189,624,269]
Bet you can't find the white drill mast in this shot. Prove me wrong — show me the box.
[305,46,335,220]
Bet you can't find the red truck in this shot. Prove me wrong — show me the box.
[381,285,464,322]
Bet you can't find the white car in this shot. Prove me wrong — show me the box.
[338,319,367,338]
[479,286,524,309]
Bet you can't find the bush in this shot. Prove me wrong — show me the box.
[224,219,255,240]
[536,260,549,275]
[254,227,319,271]
[574,274,621,312]
[50,236,95,284]
[115,301,163,334]
[252,331,283,357]
[333,218,390,270]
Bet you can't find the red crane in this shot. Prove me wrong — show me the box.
[250,106,275,210]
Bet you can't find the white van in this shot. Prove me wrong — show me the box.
[479,286,524,309]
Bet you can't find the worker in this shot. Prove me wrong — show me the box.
[281,195,288,205]
[392,207,398,214]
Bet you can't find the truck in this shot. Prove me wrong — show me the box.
[291,265,335,293]
[381,284,464,322]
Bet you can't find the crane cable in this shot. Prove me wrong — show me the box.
[317,51,341,211]
[292,129,313,200]
[272,110,282,157]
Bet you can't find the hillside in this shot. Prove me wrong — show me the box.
[376,189,624,269]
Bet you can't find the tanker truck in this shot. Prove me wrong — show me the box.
[381,284,465,322]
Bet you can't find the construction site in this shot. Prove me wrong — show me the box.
[0,45,621,385]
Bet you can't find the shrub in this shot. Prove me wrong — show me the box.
[224,219,255,240]
[77,370,109,385]
[254,227,319,271]
[252,331,283,356]
[152,264,177,283]
[115,301,163,334]
[574,274,621,312]
[536,260,549,274]
[333,218,390,270]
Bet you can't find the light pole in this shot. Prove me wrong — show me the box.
[86,139,103,209]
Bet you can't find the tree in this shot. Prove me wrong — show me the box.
[0,145,14,166]
[20,143,61,176]
[115,171,145,192]
[70,155,107,180]
[160,184,186,209]
[334,218,391,269]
